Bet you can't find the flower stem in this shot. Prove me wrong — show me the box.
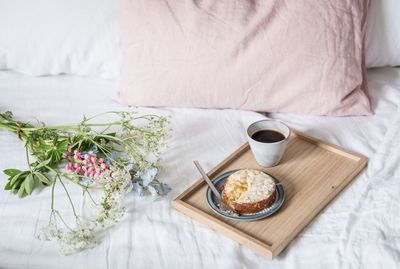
[57,175,79,220]
[55,210,73,231]
[51,178,56,211]
[20,122,123,132]
[25,145,31,170]
[84,189,98,206]
[83,111,120,122]
[49,177,57,224]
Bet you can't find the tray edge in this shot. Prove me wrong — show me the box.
[171,199,274,259]
[270,155,368,257]
[172,129,369,259]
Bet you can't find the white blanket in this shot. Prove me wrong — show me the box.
[0,68,399,268]
[335,104,400,268]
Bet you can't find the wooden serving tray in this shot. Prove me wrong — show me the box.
[172,130,368,259]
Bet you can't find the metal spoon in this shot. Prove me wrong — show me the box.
[193,161,238,215]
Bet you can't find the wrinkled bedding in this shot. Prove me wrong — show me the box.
[0,67,399,268]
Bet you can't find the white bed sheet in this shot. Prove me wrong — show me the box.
[0,67,399,269]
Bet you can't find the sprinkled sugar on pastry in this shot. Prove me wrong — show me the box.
[222,169,276,214]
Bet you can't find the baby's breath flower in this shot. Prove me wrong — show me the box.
[2,110,170,254]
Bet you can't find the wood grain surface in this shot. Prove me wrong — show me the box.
[172,130,368,259]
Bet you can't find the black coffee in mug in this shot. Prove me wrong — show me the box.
[251,129,285,143]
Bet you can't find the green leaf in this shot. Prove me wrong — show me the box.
[0,111,13,121]
[4,181,12,190]
[17,185,27,198]
[3,169,21,177]
[34,159,51,170]
[24,174,34,195]
[10,172,25,186]
[34,172,51,185]
[105,132,116,137]
[50,151,61,163]
[11,181,20,191]
[57,139,69,150]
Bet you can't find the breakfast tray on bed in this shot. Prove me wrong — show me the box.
[172,130,368,259]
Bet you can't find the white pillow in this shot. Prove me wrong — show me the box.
[365,0,400,68]
[0,0,119,79]
[0,0,398,78]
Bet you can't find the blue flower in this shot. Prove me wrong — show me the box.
[106,151,118,163]
[147,185,158,196]
[80,145,99,156]
[132,182,145,196]
[129,163,139,174]
[79,177,93,186]
[129,165,170,197]
[152,183,171,196]
[90,145,99,154]
[159,183,171,195]
[125,180,134,192]
[140,167,158,187]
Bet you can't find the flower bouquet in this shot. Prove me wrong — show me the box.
[0,110,170,254]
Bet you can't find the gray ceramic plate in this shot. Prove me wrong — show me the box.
[205,169,285,221]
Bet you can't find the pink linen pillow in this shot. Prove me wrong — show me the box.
[117,0,371,116]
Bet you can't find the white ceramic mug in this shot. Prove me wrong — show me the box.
[246,119,291,167]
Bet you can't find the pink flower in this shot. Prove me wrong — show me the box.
[64,150,113,180]
[73,162,81,169]
[63,148,75,159]
[90,156,97,164]
[88,167,95,173]
[75,167,82,174]
[65,162,74,171]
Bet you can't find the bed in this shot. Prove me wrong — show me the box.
[0,67,399,268]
